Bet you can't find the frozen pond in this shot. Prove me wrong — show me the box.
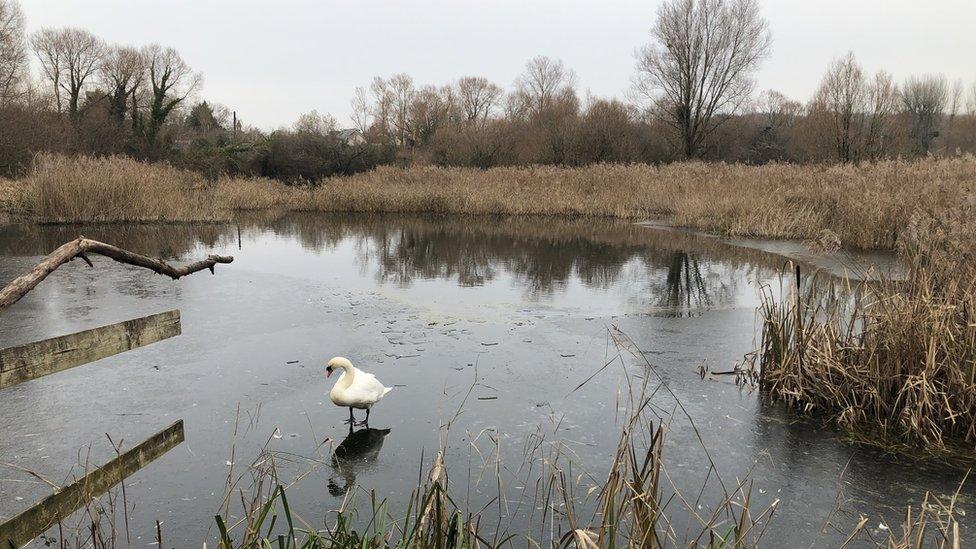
[0,213,968,546]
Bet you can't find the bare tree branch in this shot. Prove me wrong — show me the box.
[0,237,233,314]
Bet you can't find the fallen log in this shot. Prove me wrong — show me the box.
[0,310,181,389]
[0,420,185,547]
[0,236,233,314]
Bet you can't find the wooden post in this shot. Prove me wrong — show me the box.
[0,310,181,390]
[0,420,186,547]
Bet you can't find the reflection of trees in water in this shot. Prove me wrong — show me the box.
[366,227,639,296]
[239,213,764,309]
[1,213,771,313]
[661,252,714,314]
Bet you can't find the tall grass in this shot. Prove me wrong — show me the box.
[293,158,974,250]
[6,154,974,251]
[750,205,976,450]
[27,154,222,223]
[0,176,31,217]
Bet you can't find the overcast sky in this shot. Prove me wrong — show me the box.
[19,0,976,130]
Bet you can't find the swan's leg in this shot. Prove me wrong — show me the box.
[355,408,371,427]
[344,407,355,425]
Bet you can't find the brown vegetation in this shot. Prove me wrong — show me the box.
[234,157,972,251]
[24,154,221,222]
[750,205,976,450]
[5,155,975,255]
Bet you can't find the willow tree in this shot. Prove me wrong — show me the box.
[634,0,771,158]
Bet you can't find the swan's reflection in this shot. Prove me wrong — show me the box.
[328,426,391,496]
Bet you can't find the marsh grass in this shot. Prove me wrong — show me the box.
[264,158,975,250]
[8,154,975,252]
[0,176,31,217]
[750,205,976,450]
[25,154,222,223]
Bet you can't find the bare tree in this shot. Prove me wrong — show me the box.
[30,27,105,116]
[750,89,802,161]
[387,73,416,147]
[139,44,201,156]
[756,90,801,130]
[863,70,898,159]
[456,76,502,124]
[0,0,26,106]
[943,78,965,152]
[515,56,575,115]
[966,81,976,117]
[350,86,371,135]
[634,0,772,158]
[901,74,948,156]
[409,85,451,145]
[293,109,338,135]
[504,88,533,122]
[99,45,145,122]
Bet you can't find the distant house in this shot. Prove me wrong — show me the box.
[334,128,366,146]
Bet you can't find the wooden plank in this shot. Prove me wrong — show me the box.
[0,310,181,389]
[0,420,185,547]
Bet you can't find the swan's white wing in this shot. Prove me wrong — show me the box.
[344,372,389,406]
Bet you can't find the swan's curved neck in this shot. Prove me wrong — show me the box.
[335,363,356,388]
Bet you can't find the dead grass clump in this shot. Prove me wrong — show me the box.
[0,176,33,216]
[751,207,976,450]
[28,154,222,223]
[215,176,309,211]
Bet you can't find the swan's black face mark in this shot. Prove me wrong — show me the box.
[326,365,334,377]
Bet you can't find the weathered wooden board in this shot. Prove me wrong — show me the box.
[0,419,185,547]
[0,310,181,389]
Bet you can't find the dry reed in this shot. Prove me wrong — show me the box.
[220,158,973,250]
[26,154,222,223]
[8,154,975,252]
[750,204,976,450]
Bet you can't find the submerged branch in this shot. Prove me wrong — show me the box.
[0,236,233,313]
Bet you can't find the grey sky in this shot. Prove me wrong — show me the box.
[20,0,976,130]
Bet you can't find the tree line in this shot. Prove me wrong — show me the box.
[1,0,975,183]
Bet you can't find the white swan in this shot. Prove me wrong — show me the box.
[326,357,393,425]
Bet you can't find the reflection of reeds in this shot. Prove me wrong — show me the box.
[751,207,976,451]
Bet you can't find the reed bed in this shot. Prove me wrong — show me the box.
[289,158,974,250]
[750,206,976,450]
[0,176,31,217]
[24,154,222,223]
[215,175,307,211]
[6,154,975,252]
